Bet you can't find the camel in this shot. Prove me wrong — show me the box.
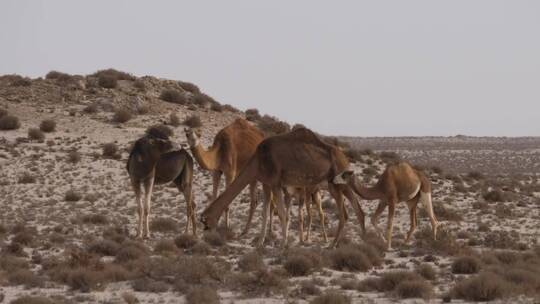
[200,127,366,248]
[334,162,439,250]
[185,118,264,232]
[127,130,196,238]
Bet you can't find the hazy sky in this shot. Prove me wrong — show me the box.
[1,1,539,136]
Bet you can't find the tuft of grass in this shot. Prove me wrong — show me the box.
[67,150,81,163]
[115,241,149,263]
[18,172,36,184]
[183,115,202,128]
[150,217,178,233]
[132,278,169,293]
[154,239,177,254]
[395,280,433,299]
[112,109,132,123]
[452,256,481,274]
[65,189,82,202]
[310,290,351,304]
[8,269,43,288]
[416,263,437,280]
[92,68,135,81]
[186,285,220,304]
[146,124,173,139]
[203,230,225,247]
[174,234,198,249]
[0,115,21,130]
[81,214,108,225]
[10,296,54,304]
[98,74,117,88]
[327,245,372,272]
[28,128,45,141]
[83,103,98,114]
[169,112,181,126]
[178,81,200,94]
[239,251,265,272]
[88,239,120,256]
[102,142,120,159]
[452,272,508,301]
[39,119,56,132]
[483,189,510,202]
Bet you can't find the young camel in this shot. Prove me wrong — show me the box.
[185,118,264,231]
[200,127,366,248]
[127,131,196,239]
[334,162,439,250]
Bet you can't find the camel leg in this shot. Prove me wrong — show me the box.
[272,186,290,248]
[180,182,196,237]
[211,171,222,200]
[257,184,272,247]
[404,199,417,244]
[131,179,143,238]
[342,186,366,236]
[420,191,439,240]
[328,184,346,248]
[241,181,258,236]
[371,200,387,239]
[313,191,328,242]
[305,192,313,242]
[223,172,234,229]
[142,175,155,239]
[385,197,397,250]
[298,191,306,244]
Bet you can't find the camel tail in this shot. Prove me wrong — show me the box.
[201,155,258,229]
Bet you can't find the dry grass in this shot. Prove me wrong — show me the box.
[98,74,117,88]
[18,172,36,184]
[170,112,181,126]
[8,269,43,288]
[65,189,82,202]
[452,272,508,301]
[238,251,265,272]
[146,124,173,139]
[67,150,81,163]
[160,89,186,104]
[452,256,481,274]
[186,285,220,304]
[102,142,120,159]
[132,278,169,292]
[395,280,433,299]
[39,119,56,132]
[150,217,178,232]
[28,128,45,141]
[10,296,55,304]
[310,290,351,304]
[284,247,322,276]
[183,115,203,128]
[327,244,373,272]
[203,230,225,246]
[112,109,132,123]
[416,263,437,280]
[178,81,200,94]
[88,239,120,256]
[174,233,198,249]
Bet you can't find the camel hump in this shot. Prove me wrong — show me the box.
[231,117,250,127]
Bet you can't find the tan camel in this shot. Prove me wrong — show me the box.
[200,127,366,248]
[184,118,264,231]
[334,162,439,250]
[127,131,195,238]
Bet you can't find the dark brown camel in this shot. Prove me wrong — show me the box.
[200,127,365,248]
[127,129,195,238]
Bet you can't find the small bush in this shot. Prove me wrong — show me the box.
[83,103,98,114]
[150,217,178,233]
[284,254,314,276]
[28,128,45,141]
[186,285,220,304]
[115,242,149,263]
[245,108,261,121]
[310,290,351,304]
[154,239,177,254]
[183,115,202,128]
[203,230,225,247]
[67,150,81,163]
[416,264,437,280]
[178,81,200,94]
[239,251,265,272]
[0,115,21,130]
[146,124,173,139]
[39,119,56,132]
[46,70,74,82]
[328,245,372,272]
[483,189,509,202]
[0,108,7,118]
[395,280,433,299]
[160,89,186,104]
[18,172,36,184]
[92,68,135,80]
[102,142,119,158]
[112,109,132,123]
[452,272,508,301]
[133,79,146,91]
[81,214,108,225]
[8,269,43,287]
[132,278,169,293]
[210,103,223,112]
[65,189,82,202]
[193,93,216,107]
[11,76,32,86]
[98,75,117,88]
[10,296,54,304]
[170,113,181,126]
[88,239,120,256]
[452,256,481,274]
[258,115,290,135]
[174,234,198,249]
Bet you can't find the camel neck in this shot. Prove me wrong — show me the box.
[352,178,384,200]
[190,143,219,171]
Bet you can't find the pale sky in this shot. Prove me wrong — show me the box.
[1,1,539,136]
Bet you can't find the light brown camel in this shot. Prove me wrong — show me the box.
[185,118,264,231]
[127,130,195,238]
[334,162,439,250]
[200,127,366,248]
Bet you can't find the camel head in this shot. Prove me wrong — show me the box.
[140,136,174,160]
[184,128,201,147]
[333,170,356,185]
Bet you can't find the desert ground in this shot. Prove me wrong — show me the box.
[0,71,539,304]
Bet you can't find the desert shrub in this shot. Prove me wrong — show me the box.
[467,171,484,180]
[160,89,186,104]
[380,151,400,162]
[98,74,117,88]
[67,150,81,163]
[228,268,286,297]
[10,75,32,86]
[62,268,102,292]
[178,81,200,94]
[310,290,351,304]
[170,112,181,126]
[431,204,463,221]
[203,230,225,246]
[284,254,314,277]
[186,285,220,304]
[395,280,433,299]
[414,226,463,255]
[300,280,322,296]
[12,231,34,245]
[193,93,216,107]
[452,256,481,274]
[92,68,135,81]
[39,119,56,132]
[0,255,29,271]
[0,108,7,118]
[258,115,290,135]
[150,217,178,232]
[327,245,372,272]
[18,172,36,184]
[239,251,264,272]
[222,104,239,112]
[484,230,519,249]
[494,250,520,265]
[176,256,225,284]
[183,115,202,128]
[8,269,43,287]
[245,108,261,121]
[132,278,169,292]
[115,241,149,263]
[451,272,508,301]
[88,239,120,256]
[483,189,510,202]
[46,71,75,83]
[416,263,437,280]
[10,296,54,304]
[210,103,223,112]
[112,109,132,123]
[28,128,45,141]
[81,214,108,225]
[83,103,98,114]
[175,234,198,249]
[154,239,177,254]
[64,189,82,202]
[0,115,21,130]
[102,142,119,158]
[146,124,173,139]
[133,79,146,90]
[495,204,512,218]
